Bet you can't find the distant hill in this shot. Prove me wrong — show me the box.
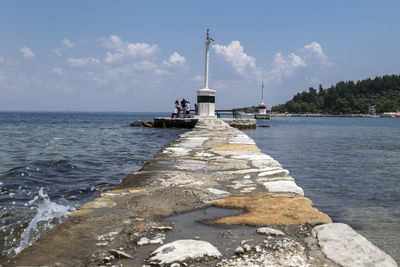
[271,74,400,114]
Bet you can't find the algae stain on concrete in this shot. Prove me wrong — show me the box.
[212,192,332,226]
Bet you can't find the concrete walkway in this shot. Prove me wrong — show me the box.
[12,119,397,266]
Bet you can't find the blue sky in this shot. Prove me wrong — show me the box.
[0,0,399,111]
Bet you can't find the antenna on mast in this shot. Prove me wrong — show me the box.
[204,29,214,89]
[206,28,214,42]
[255,81,269,119]
[261,81,264,105]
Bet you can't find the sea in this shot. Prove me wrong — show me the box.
[0,112,399,264]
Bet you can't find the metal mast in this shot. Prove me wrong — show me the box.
[204,29,214,89]
[261,81,264,105]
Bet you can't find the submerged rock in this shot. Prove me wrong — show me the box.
[313,223,397,267]
[130,120,154,127]
[143,121,154,127]
[130,120,145,127]
[109,249,133,259]
[242,244,251,252]
[148,239,221,265]
[257,227,286,236]
[235,246,244,255]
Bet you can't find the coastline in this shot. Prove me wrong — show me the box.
[269,113,398,118]
[11,119,397,266]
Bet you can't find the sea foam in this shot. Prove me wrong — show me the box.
[14,187,75,254]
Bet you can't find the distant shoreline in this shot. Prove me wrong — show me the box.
[269,113,398,118]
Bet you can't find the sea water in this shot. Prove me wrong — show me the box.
[245,117,400,263]
[0,112,185,264]
[1,113,399,264]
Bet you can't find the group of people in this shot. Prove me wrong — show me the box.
[171,98,192,118]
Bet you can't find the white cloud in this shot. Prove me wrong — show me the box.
[52,38,75,56]
[270,42,330,81]
[105,52,123,64]
[213,41,260,78]
[303,42,327,63]
[132,60,167,75]
[20,46,36,59]
[103,35,123,49]
[126,42,158,57]
[271,52,306,80]
[51,68,63,75]
[66,57,100,67]
[61,38,74,48]
[132,60,158,71]
[289,53,306,68]
[163,52,186,66]
[102,35,159,63]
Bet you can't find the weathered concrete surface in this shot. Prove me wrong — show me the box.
[11,119,396,266]
[254,113,270,120]
[313,223,397,267]
[154,117,256,129]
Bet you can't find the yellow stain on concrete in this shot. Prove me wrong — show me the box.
[81,198,116,209]
[128,188,146,194]
[212,192,332,226]
[101,188,146,197]
[101,189,129,197]
[210,144,261,152]
[69,209,93,216]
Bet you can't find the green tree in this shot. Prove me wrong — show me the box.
[271,74,400,114]
[376,101,398,112]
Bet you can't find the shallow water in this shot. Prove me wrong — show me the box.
[0,112,185,263]
[245,117,400,263]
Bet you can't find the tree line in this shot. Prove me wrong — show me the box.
[271,74,400,114]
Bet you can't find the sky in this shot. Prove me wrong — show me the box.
[0,0,399,112]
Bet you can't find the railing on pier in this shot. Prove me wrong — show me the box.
[215,109,241,118]
[189,109,242,118]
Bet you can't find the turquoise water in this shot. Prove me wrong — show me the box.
[245,117,400,263]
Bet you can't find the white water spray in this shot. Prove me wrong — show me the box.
[14,187,75,254]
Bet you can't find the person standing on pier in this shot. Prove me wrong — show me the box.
[185,101,191,118]
[171,99,180,118]
[180,98,187,117]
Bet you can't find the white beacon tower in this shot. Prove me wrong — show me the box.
[195,29,216,118]
[258,82,267,115]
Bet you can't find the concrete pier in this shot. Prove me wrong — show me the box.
[12,119,396,266]
[154,117,256,129]
[254,113,270,120]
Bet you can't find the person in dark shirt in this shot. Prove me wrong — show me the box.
[180,98,187,115]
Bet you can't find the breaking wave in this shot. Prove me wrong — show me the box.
[13,188,75,254]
